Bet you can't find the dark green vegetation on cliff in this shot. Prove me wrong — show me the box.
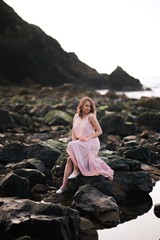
[0,1,143,91]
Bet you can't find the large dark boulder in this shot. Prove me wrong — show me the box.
[137,112,160,132]
[0,199,80,240]
[100,113,136,137]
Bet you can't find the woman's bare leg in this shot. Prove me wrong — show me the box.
[56,157,73,193]
[73,164,79,173]
[68,164,80,179]
[61,157,73,188]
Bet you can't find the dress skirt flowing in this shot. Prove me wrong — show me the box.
[66,113,114,179]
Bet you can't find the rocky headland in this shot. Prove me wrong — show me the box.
[0,1,146,91]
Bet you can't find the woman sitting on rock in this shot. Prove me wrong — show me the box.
[56,96,114,194]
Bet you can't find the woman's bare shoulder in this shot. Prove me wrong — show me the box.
[73,113,79,120]
[74,113,78,118]
[88,113,96,120]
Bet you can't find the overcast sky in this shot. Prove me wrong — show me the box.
[4,0,160,81]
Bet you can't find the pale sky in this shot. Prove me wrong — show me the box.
[4,0,160,81]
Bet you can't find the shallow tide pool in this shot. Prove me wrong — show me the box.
[98,181,160,240]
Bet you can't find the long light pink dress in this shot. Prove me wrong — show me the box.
[66,113,114,179]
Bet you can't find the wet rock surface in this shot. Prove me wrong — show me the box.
[0,85,160,239]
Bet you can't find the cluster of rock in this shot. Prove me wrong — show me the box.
[0,1,159,239]
[0,84,160,239]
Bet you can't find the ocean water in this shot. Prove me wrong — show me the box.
[98,76,160,240]
[97,76,160,99]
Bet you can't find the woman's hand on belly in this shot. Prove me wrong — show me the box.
[79,136,88,142]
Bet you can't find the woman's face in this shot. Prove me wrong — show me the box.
[82,100,91,114]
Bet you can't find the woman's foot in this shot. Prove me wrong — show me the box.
[68,171,80,179]
[108,176,113,181]
[56,186,68,194]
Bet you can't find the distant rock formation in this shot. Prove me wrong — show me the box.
[0,1,143,91]
[109,66,143,91]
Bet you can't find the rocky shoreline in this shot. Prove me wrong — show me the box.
[1,1,160,239]
[0,84,160,239]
